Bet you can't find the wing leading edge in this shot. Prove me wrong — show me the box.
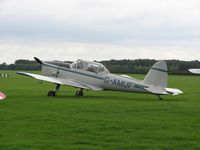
[17,72,103,91]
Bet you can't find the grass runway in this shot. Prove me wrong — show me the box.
[0,71,200,150]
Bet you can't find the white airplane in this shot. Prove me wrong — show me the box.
[17,57,183,100]
[0,73,7,100]
[189,69,200,74]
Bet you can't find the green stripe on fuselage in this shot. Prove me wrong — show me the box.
[134,84,148,90]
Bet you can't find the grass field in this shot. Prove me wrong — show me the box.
[0,71,200,150]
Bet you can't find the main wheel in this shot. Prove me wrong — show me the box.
[158,95,163,100]
[79,91,83,96]
[76,90,84,96]
[48,91,56,97]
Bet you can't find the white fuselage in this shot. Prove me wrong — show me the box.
[42,63,150,94]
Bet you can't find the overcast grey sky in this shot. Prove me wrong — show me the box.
[0,0,200,64]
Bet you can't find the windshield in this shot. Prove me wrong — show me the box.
[70,59,109,74]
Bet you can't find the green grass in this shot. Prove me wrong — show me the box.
[0,71,200,150]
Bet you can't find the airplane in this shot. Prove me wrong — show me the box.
[189,69,200,74]
[17,57,183,100]
[0,73,7,100]
[0,91,6,100]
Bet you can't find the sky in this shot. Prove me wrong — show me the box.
[0,0,200,64]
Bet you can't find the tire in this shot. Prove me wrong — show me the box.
[76,90,84,96]
[48,91,56,97]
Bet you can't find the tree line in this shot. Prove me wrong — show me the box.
[101,59,200,75]
[0,60,41,71]
[0,59,199,75]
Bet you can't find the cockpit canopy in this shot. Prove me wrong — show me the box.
[70,59,110,74]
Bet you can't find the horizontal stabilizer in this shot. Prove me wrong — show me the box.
[165,88,183,95]
[145,87,183,95]
[145,87,168,95]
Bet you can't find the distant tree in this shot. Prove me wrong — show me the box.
[0,59,199,75]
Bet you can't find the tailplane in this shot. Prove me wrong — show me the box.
[143,60,168,88]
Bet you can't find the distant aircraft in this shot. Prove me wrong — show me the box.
[0,73,7,100]
[0,92,6,100]
[189,69,200,74]
[17,57,183,100]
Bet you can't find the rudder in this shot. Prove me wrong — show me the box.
[143,60,168,88]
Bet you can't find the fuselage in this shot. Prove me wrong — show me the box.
[42,62,150,94]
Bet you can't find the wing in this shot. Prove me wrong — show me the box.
[189,69,200,74]
[17,72,103,91]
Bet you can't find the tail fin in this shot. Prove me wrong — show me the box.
[143,60,168,88]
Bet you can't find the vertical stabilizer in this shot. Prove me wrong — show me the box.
[143,60,168,88]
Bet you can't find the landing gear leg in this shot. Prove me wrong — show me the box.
[48,84,61,97]
[158,95,163,100]
[76,88,84,96]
